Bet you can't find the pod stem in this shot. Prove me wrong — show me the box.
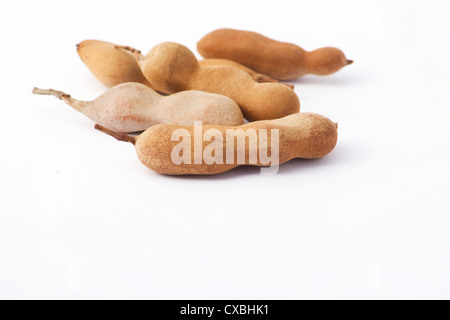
[347,60,354,66]
[32,87,70,100]
[95,124,137,145]
[115,44,144,61]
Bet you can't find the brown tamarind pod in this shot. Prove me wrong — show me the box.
[32,83,244,132]
[128,42,300,122]
[77,40,151,88]
[95,113,338,176]
[197,28,353,80]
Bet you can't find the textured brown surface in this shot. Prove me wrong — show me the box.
[137,42,300,122]
[33,83,244,132]
[119,113,338,176]
[197,28,352,80]
[77,40,294,91]
[77,40,151,88]
[199,59,294,89]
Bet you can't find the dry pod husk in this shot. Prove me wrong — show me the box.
[197,28,353,80]
[95,113,338,176]
[33,83,244,132]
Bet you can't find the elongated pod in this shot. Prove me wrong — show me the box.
[129,42,300,122]
[33,83,244,132]
[95,113,338,175]
[198,29,353,80]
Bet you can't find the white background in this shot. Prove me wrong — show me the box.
[0,0,449,300]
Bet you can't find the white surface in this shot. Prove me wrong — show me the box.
[0,0,449,300]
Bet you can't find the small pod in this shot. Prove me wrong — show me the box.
[197,28,353,80]
[33,83,244,132]
[77,40,150,87]
[95,113,338,175]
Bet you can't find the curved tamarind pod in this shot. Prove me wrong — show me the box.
[77,40,151,88]
[95,113,338,176]
[197,28,353,80]
[199,59,294,89]
[128,42,300,122]
[32,83,244,133]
